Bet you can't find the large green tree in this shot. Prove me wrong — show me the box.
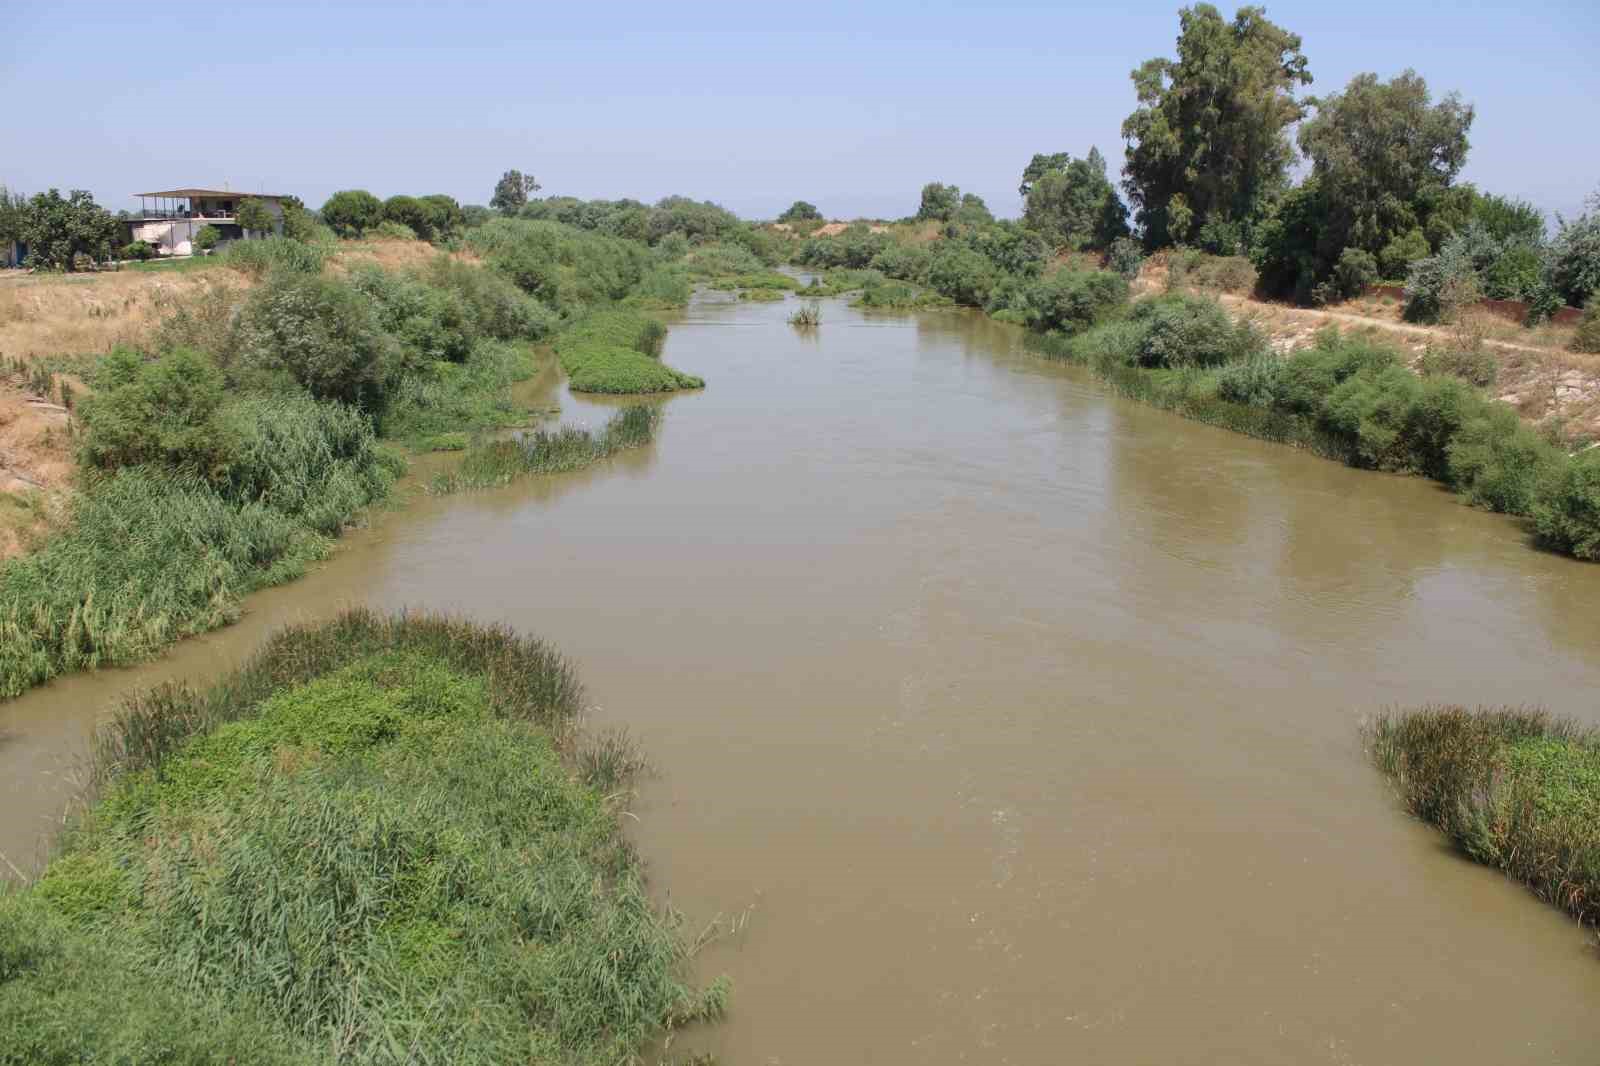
[1121,4,1311,248]
[18,189,119,270]
[320,189,385,238]
[916,182,961,222]
[490,169,540,215]
[0,186,25,246]
[235,197,277,235]
[778,200,822,223]
[1021,148,1130,250]
[1297,70,1474,267]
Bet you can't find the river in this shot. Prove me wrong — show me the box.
[5,288,1600,1061]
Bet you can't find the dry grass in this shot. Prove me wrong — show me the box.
[0,269,243,366]
[326,236,479,275]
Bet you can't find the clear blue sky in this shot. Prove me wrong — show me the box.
[3,0,1596,225]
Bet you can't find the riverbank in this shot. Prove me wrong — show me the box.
[0,609,725,1062]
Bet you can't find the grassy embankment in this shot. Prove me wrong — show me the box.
[0,609,726,1063]
[0,219,716,699]
[1369,706,1600,925]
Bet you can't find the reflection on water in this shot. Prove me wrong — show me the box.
[5,289,1600,1061]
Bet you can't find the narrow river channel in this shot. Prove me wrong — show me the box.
[5,288,1600,1061]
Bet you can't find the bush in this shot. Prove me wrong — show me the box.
[553,310,702,394]
[320,189,385,238]
[1377,228,1431,279]
[1533,448,1600,560]
[1482,244,1542,300]
[380,341,537,446]
[423,256,555,340]
[1329,247,1378,302]
[1447,404,1563,514]
[1215,354,1283,407]
[1573,298,1600,354]
[382,194,434,240]
[193,225,222,253]
[1545,193,1600,308]
[347,265,474,362]
[1418,342,1498,387]
[1130,295,1263,369]
[1019,270,1128,333]
[1107,236,1144,280]
[119,239,155,261]
[1269,332,1398,416]
[77,348,234,478]
[220,235,327,277]
[371,219,417,241]
[237,273,402,409]
[869,242,932,282]
[924,244,996,307]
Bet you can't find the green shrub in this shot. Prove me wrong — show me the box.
[1130,294,1263,369]
[378,342,538,447]
[77,348,234,478]
[220,235,327,277]
[925,244,996,307]
[319,189,385,238]
[237,272,402,408]
[381,194,436,240]
[1019,270,1128,333]
[553,310,702,394]
[1270,332,1398,416]
[1447,405,1563,514]
[1573,298,1600,354]
[370,219,417,241]
[437,406,662,492]
[1533,448,1600,560]
[119,239,156,261]
[868,242,932,282]
[1417,342,1498,386]
[347,265,474,362]
[1545,193,1600,308]
[423,256,555,340]
[1107,236,1144,280]
[1483,244,1543,300]
[1329,247,1378,302]
[1320,364,1426,470]
[1378,228,1431,279]
[193,225,222,253]
[1215,353,1284,407]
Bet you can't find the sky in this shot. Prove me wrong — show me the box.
[3,0,1597,226]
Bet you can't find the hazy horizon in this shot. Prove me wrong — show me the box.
[4,0,1596,226]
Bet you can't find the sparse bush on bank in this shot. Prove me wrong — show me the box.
[1369,705,1600,926]
[0,610,725,1063]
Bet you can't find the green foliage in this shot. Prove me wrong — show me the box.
[119,239,155,261]
[1403,229,1485,322]
[1472,192,1546,245]
[793,226,890,271]
[347,264,473,362]
[1,610,721,1062]
[17,188,119,270]
[1377,228,1431,279]
[1121,4,1311,248]
[1482,244,1542,300]
[1418,341,1498,387]
[467,218,652,313]
[1533,448,1600,560]
[490,168,541,214]
[1129,293,1264,369]
[1573,298,1600,354]
[235,197,276,234]
[1269,331,1397,415]
[1545,189,1600,309]
[193,224,222,252]
[787,303,821,328]
[1214,353,1283,406]
[436,407,662,492]
[1020,270,1129,333]
[1446,404,1563,514]
[221,234,327,277]
[553,310,703,393]
[319,189,385,238]
[869,241,933,282]
[1369,706,1600,925]
[381,194,436,239]
[916,182,961,222]
[925,243,997,307]
[0,185,24,245]
[237,272,402,409]
[778,200,822,222]
[646,195,739,244]
[372,219,417,240]
[77,348,234,478]
[1107,236,1144,280]
[1328,246,1378,302]
[423,256,556,340]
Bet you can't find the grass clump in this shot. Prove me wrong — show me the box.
[379,340,540,447]
[1369,706,1600,925]
[553,310,703,394]
[433,405,661,493]
[788,303,821,329]
[219,235,328,278]
[0,609,725,1063]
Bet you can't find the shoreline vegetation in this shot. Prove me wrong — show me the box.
[0,609,726,1062]
[1369,706,1600,927]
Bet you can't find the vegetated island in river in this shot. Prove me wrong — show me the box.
[1370,705,1600,928]
[0,609,726,1063]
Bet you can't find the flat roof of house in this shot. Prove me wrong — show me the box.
[134,188,287,199]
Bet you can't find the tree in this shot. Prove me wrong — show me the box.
[235,197,276,236]
[77,347,234,477]
[1121,4,1311,248]
[1018,153,1072,199]
[320,189,384,238]
[420,194,464,240]
[1546,187,1600,309]
[239,273,400,409]
[0,186,24,246]
[1021,148,1130,250]
[778,200,822,223]
[18,189,119,271]
[276,195,317,242]
[193,225,222,252]
[490,169,540,215]
[382,194,434,240]
[917,182,961,222]
[1297,70,1475,268]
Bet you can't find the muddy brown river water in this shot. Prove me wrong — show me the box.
[5,289,1600,1061]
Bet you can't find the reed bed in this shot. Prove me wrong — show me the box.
[1369,705,1600,926]
[431,405,661,493]
[0,609,725,1064]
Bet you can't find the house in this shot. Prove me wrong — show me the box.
[125,188,289,255]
